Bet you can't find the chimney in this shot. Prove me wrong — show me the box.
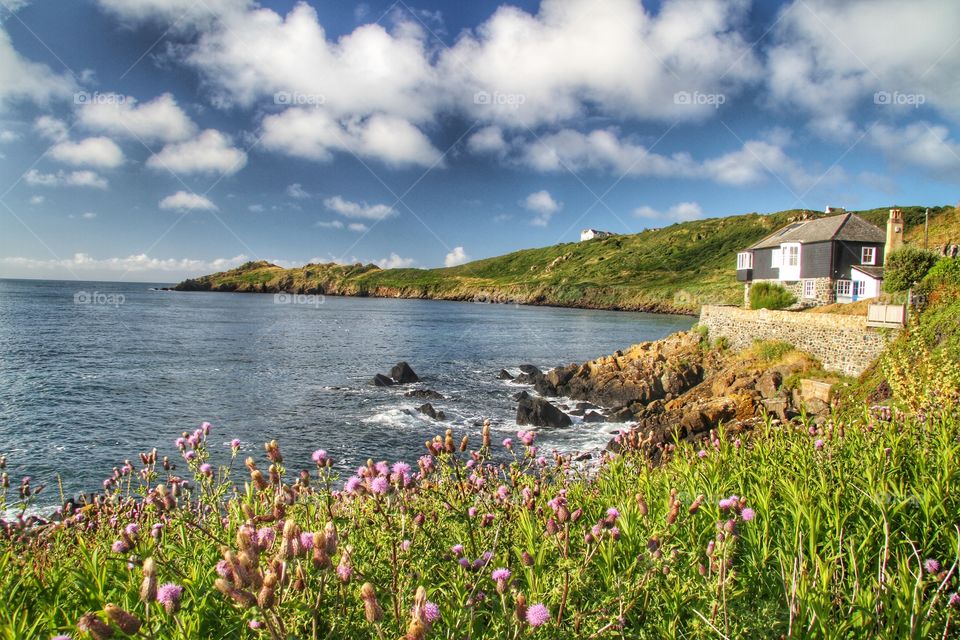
[885,208,904,261]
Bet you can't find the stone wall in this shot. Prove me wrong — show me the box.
[699,305,896,377]
[744,278,835,308]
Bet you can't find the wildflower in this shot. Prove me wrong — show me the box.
[458,557,471,569]
[697,450,707,458]
[124,523,139,537]
[502,438,513,449]
[151,523,163,538]
[157,583,184,615]
[392,461,410,476]
[492,567,511,593]
[312,449,328,463]
[422,601,440,623]
[256,527,276,550]
[51,636,72,640]
[249,620,263,629]
[741,508,756,522]
[402,539,412,552]
[369,476,389,495]
[468,506,478,518]
[497,485,510,500]
[215,560,231,578]
[360,583,383,623]
[375,460,390,476]
[451,544,465,557]
[111,539,129,554]
[184,450,196,461]
[77,613,113,640]
[949,592,960,608]
[518,430,536,446]
[814,439,825,450]
[526,603,550,627]
[299,532,315,552]
[230,438,241,450]
[199,463,212,476]
[924,558,941,574]
[609,527,621,541]
[344,476,362,494]
[105,605,141,634]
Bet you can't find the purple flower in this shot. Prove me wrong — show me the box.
[344,476,362,494]
[458,557,471,569]
[924,558,941,574]
[174,437,186,449]
[718,498,735,511]
[392,461,410,476]
[201,421,212,434]
[492,567,511,581]
[336,563,353,583]
[502,438,513,449]
[369,476,389,495]
[401,539,411,552]
[697,449,707,458]
[124,523,139,537]
[606,507,620,520]
[741,508,756,522]
[949,592,960,608]
[157,582,184,614]
[230,438,241,449]
[248,620,263,629]
[311,449,328,463]
[814,439,825,451]
[51,636,72,640]
[199,463,212,476]
[423,601,440,623]
[215,560,231,578]
[111,539,129,553]
[518,430,536,446]
[256,527,276,550]
[497,485,510,500]
[184,450,196,461]
[299,532,315,551]
[374,461,390,476]
[526,603,550,627]
[451,544,465,557]
[468,507,478,518]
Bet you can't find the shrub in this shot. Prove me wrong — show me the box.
[749,282,796,310]
[751,339,794,362]
[883,247,939,292]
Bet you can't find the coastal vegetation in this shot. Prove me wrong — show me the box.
[2,259,959,639]
[174,205,956,314]
[747,282,796,310]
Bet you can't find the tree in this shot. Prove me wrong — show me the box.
[884,247,939,292]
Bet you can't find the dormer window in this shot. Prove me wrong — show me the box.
[862,246,876,265]
[737,252,753,270]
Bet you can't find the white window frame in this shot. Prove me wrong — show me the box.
[771,248,782,269]
[737,252,753,270]
[836,280,852,297]
[783,244,800,267]
[803,279,816,299]
[861,246,876,265]
[852,280,866,297]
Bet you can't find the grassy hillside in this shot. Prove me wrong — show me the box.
[175,205,957,314]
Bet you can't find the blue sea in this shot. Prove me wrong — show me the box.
[0,279,693,509]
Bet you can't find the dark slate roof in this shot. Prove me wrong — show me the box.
[748,213,886,250]
[852,265,884,279]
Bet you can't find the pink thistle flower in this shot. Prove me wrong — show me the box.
[344,476,362,494]
[230,438,241,449]
[718,498,735,511]
[418,455,435,473]
[199,463,212,476]
[124,523,139,537]
[606,507,620,520]
[466,460,476,469]
[392,461,410,476]
[949,592,960,608]
[924,558,941,574]
[492,567,511,592]
[814,439,825,450]
[741,508,756,522]
[451,544,465,557]
[249,620,263,629]
[458,557,471,570]
[497,485,510,500]
[215,560,231,578]
[174,437,186,449]
[299,532,315,551]
[336,562,353,583]
[609,527,621,541]
[256,527,276,550]
[111,539,129,553]
[157,582,184,614]
[52,636,72,640]
[184,450,196,461]
[374,461,390,476]
[369,476,389,495]
[518,430,536,446]
[401,539,411,552]
[423,601,440,623]
[526,603,550,627]
[697,449,707,458]
[502,438,513,449]
[311,449,328,464]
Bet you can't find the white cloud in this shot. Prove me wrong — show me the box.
[467,125,508,155]
[0,251,251,279]
[440,0,759,127]
[261,108,442,168]
[323,195,395,220]
[316,220,344,229]
[286,183,310,199]
[159,191,218,211]
[78,92,196,143]
[634,201,704,222]
[29,195,44,204]
[49,137,124,168]
[347,222,369,233]
[766,0,960,138]
[248,204,264,212]
[68,211,98,220]
[24,169,108,189]
[94,0,251,29]
[0,24,76,110]
[444,246,469,267]
[374,253,416,269]
[146,129,246,175]
[523,189,562,226]
[867,122,960,173]
[0,129,19,142]
[34,115,68,141]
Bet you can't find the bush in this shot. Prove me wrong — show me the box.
[749,282,796,310]
[751,339,794,362]
[884,247,939,292]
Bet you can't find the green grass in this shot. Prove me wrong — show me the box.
[174,206,956,314]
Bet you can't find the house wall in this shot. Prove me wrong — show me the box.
[849,271,882,301]
[833,241,884,279]
[751,247,779,280]
[799,241,833,278]
[699,305,896,377]
[745,277,835,308]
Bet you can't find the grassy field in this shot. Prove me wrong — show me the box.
[175,205,956,314]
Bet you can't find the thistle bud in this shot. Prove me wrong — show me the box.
[324,521,338,556]
[140,557,157,603]
[105,604,141,635]
[406,619,426,640]
[77,613,114,640]
[636,494,648,517]
[251,469,268,491]
[514,593,528,625]
[482,422,491,449]
[360,582,383,623]
[444,430,455,454]
[258,571,278,609]
[215,578,257,608]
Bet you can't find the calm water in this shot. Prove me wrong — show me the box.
[0,279,693,509]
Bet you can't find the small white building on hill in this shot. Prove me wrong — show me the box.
[580,229,616,241]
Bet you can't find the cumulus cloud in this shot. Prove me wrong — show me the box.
[261,108,441,168]
[158,191,218,211]
[49,137,124,168]
[323,195,395,220]
[374,253,416,269]
[0,24,76,110]
[634,201,704,222]
[0,129,19,142]
[29,195,45,205]
[440,0,760,127]
[523,190,562,226]
[25,169,108,189]
[34,115,69,141]
[347,222,369,233]
[94,0,252,29]
[444,246,469,267]
[146,129,247,175]
[316,220,344,229]
[286,183,310,199]
[78,92,196,143]
[0,252,251,279]
[467,125,508,155]
[866,122,960,174]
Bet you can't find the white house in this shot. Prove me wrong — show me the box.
[580,229,616,241]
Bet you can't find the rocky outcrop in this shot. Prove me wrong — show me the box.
[417,403,446,421]
[390,362,420,384]
[517,396,572,428]
[405,389,444,400]
[373,374,395,387]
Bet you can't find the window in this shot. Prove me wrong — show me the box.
[737,252,753,270]
[836,280,852,297]
[862,246,876,265]
[771,248,782,268]
[853,281,866,297]
[784,244,800,267]
[803,280,816,298]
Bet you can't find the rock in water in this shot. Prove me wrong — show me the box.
[496,369,514,380]
[390,361,420,384]
[373,373,395,387]
[417,403,445,421]
[582,410,606,423]
[405,389,444,400]
[519,364,542,375]
[517,396,572,428]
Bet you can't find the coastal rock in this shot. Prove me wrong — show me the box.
[417,403,446,421]
[405,389,445,400]
[756,370,783,399]
[373,373,395,387]
[582,410,606,423]
[519,364,542,375]
[390,362,420,384]
[517,396,572,428]
[496,369,514,380]
[534,377,558,397]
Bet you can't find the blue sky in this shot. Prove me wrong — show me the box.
[0,0,958,282]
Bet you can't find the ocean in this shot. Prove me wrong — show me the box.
[0,278,693,509]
